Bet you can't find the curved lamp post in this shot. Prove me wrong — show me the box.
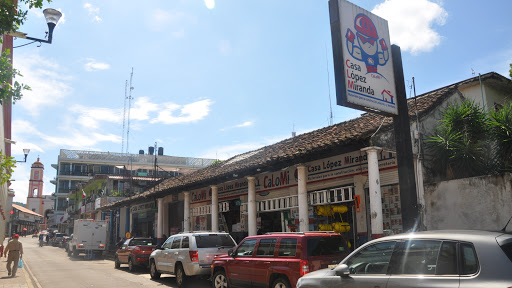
[9,8,63,46]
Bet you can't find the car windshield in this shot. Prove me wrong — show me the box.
[307,236,347,256]
[131,239,154,246]
[195,234,236,248]
[55,233,66,238]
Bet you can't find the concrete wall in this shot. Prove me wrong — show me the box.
[424,173,512,231]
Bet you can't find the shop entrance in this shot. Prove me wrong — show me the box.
[258,211,282,234]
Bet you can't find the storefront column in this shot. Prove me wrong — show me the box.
[361,146,384,239]
[184,191,190,232]
[211,186,219,232]
[297,165,309,232]
[125,206,131,237]
[353,174,368,246]
[157,198,164,244]
[247,177,257,236]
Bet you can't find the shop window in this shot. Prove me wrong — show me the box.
[236,239,257,256]
[278,238,297,257]
[256,239,277,256]
[346,241,397,274]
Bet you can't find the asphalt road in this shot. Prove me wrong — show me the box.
[21,237,212,288]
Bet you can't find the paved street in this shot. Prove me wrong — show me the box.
[2,237,211,288]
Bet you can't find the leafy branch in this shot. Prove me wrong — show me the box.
[0,50,30,104]
[0,150,16,185]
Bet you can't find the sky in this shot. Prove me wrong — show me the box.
[9,0,512,203]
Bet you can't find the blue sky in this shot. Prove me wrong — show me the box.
[10,0,512,203]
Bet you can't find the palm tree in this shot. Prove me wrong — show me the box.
[425,100,491,179]
[489,102,512,172]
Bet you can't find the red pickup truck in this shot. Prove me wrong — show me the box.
[115,237,156,272]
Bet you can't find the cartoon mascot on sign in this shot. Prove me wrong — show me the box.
[345,13,389,75]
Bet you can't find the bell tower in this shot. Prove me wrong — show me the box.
[27,157,44,215]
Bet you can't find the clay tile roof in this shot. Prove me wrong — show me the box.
[12,204,43,217]
[101,72,510,208]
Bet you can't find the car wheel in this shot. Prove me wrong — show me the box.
[149,261,161,279]
[212,270,229,288]
[114,256,121,269]
[128,258,136,272]
[175,264,187,287]
[272,277,291,288]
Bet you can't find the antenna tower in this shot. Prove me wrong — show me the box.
[121,80,127,153]
[126,68,134,154]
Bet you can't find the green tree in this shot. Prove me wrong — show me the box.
[0,0,51,104]
[489,102,512,172]
[0,50,30,104]
[509,63,512,79]
[426,100,491,179]
[0,0,50,37]
[0,150,15,185]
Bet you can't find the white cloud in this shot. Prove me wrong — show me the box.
[205,0,215,10]
[12,119,122,151]
[84,58,110,71]
[148,9,195,37]
[69,105,121,129]
[372,0,448,54]
[219,40,232,56]
[220,121,254,131]
[129,97,161,121]
[15,53,72,116]
[151,99,213,124]
[84,3,102,22]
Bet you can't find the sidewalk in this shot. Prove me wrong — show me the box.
[0,258,38,288]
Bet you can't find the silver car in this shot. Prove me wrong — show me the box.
[297,230,512,288]
[149,231,237,287]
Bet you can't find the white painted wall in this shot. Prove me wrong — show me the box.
[424,173,512,231]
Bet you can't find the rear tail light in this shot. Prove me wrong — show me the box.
[78,244,84,248]
[134,247,141,254]
[300,260,310,276]
[189,251,198,262]
[99,244,105,249]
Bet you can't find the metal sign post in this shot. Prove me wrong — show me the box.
[329,0,418,233]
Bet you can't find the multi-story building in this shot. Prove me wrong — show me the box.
[50,149,216,229]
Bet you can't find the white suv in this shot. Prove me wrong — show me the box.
[149,231,237,287]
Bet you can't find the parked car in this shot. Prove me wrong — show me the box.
[52,233,67,247]
[149,231,237,287]
[296,230,512,288]
[115,237,156,271]
[211,231,350,288]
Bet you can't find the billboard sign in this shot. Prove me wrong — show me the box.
[330,0,398,115]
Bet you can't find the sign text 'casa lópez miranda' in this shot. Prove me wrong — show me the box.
[330,0,398,115]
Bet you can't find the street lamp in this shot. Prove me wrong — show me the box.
[17,148,30,163]
[10,8,63,46]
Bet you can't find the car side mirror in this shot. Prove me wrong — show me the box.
[334,264,350,277]
[155,245,162,250]
[228,249,235,257]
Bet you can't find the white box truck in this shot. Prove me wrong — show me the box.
[68,219,108,257]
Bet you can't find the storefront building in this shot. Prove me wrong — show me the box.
[100,72,511,250]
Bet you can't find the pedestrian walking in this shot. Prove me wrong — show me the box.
[4,234,23,277]
[39,233,44,247]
